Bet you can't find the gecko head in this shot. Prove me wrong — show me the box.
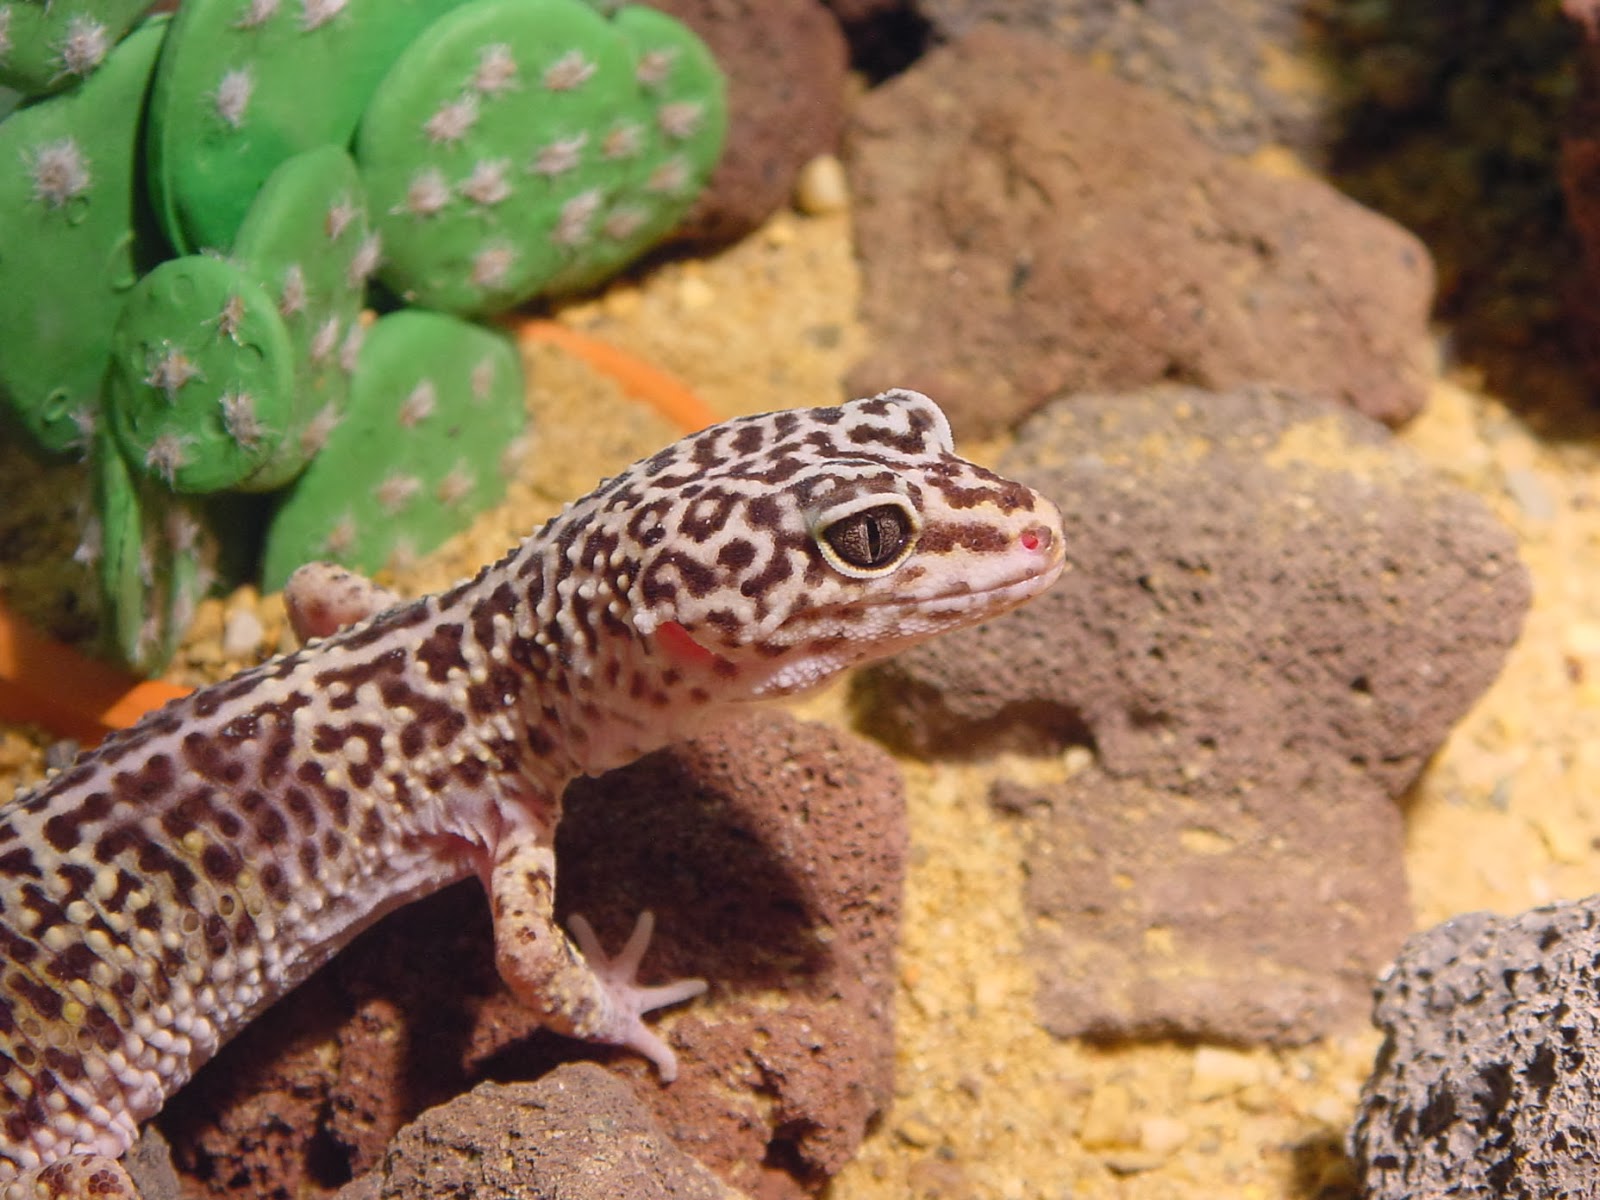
[613,390,1065,699]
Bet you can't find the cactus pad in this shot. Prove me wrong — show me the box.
[104,253,301,493]
[542,5,727,295]
[357,0,725,315]
[0,0,152,96]
[229,144,375,489]
[0,17,165,454]
[261,308,527,590]
[88,427,244,675]
[144,0,467,253]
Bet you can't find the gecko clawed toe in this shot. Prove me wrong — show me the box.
[569,911,707,1083]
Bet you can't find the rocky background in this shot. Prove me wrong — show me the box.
[5,0,1600,1196]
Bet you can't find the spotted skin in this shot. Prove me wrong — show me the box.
[0,391,1064,1198]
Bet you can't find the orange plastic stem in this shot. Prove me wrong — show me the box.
[0,603,190,744]
[515,318,719,433]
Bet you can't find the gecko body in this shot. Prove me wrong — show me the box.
[0,391,1063,1198]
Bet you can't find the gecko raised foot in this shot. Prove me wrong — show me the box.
[569,911,707,1083]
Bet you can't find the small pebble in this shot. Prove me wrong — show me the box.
[44,740,80,772]
[222,605,266,660]
[1503,466,1557,522]
[676,274,715,311]
[1139,1115,1190,1158]
[794,154,849,215]
[894,1112,941,1149]
[1078,1082,1136,1149]
[1188,1046,1265,1101]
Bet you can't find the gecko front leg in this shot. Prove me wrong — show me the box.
[286,560,706,1078]
[488,831,706,1082]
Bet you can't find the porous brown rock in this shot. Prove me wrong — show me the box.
[647,0,850,246]
[844,27,1435,439]
[991,761,1407,1045]
[342,1065,746,1200]
[1351,899,1600,1197]
[867,385,1529,1042]
[158,712,906,1200]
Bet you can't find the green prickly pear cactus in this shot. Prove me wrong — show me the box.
[102,146,377,495]
[0,17,165,454]
[87,425,256,675]
[357,0,726,315]
[145,0,469,254]
[0,0,727,676]
[261,309,528,590]
[0,0,152,96]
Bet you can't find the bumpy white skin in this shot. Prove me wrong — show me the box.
[0,391,1063,1199]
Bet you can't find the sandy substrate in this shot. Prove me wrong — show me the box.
[2,196,1596,1198]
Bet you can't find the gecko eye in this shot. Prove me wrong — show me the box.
[818,503,915,575]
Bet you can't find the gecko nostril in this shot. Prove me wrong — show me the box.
[1020,526,1052,552]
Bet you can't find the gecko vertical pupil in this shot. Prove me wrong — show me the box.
[822,505,912,569]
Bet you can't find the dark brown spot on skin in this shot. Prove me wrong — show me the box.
[678,491,741,543]
[260,733,295,787]
[136,842,196,907]
[0,849,42,879]
[468,666,522,716]
[916,522,1010,554]
[220,712,260,741]
[255,807,288,843]
[112,754,176,807]
[183,732,246,785]
[201,843,240,884]
[204,914,229,957]
[261,862,290,903]
[435,711,467,748]
[717,539,757,571]
[284,788,316,832]
[731,424,764,455]
[455,757,488,789]
[471,582,518,655]
[54,864,93,903]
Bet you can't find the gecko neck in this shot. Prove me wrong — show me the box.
[451,529,734,805]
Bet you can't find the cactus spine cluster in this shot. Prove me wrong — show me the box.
[0,0,727,674]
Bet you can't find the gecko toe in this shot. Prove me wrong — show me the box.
[569,910,706,1081]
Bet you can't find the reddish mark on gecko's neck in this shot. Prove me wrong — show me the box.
[655,620,721,667]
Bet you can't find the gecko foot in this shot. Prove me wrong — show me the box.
[569,910,707,1083]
